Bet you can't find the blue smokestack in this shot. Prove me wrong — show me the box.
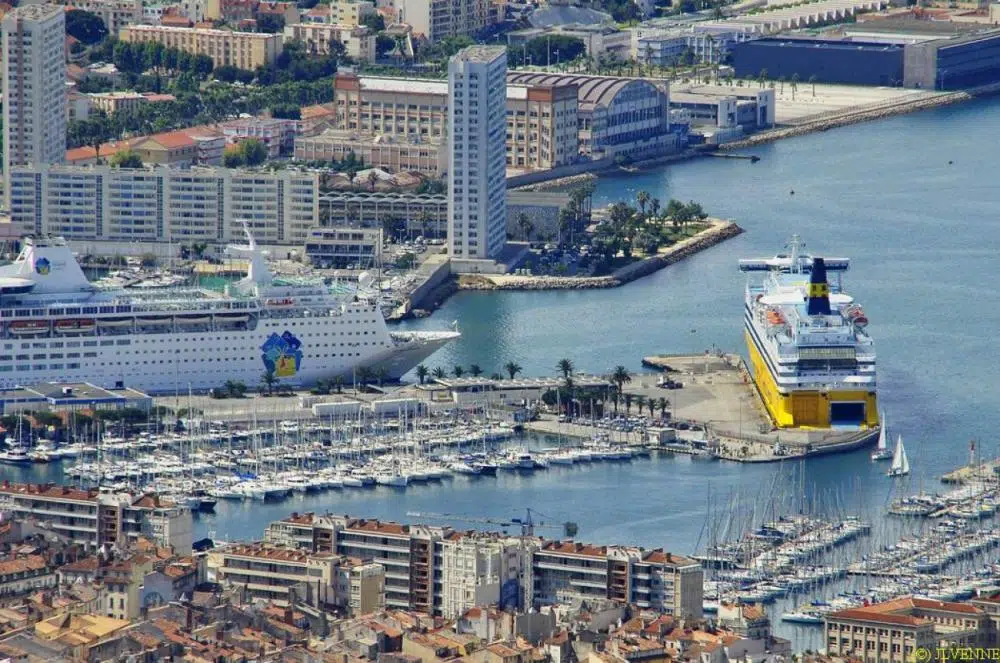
[806,257,831,316]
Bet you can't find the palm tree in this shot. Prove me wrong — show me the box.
[356,366,373,390]
[504,361,523,380]
[453,365,465,378]
[658,396,669,418]
[610,365,632,395]
[469,364,483,377]
[516,212,534,241]
[332,375,344,393]
[416,364,429,385]
[556,358,574,380]
[791,73,800,101]
[224,379,239,397]
[260,369,278,396]
[375,366,389,387]
[636,190,651,218]
[611,390,620,416]
[432,366,447,379]
[809,74,818,97]
[624,393,633,414]
[490,372,503,380]
[634,395,647,416]
[647,398,655,417]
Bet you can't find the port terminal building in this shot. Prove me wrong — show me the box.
[731,24,1000,90]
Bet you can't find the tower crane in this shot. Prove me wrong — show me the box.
[405,508,579,538]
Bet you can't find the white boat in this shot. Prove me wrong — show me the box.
[376,472,408,487]
[0,230,458,393]
[781,611,824,624]
[887,434,910,477]
[871,411,892,461]
[0,446,31,465]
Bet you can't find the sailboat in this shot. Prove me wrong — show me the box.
[871,412,892,461]
[887,434,910,477]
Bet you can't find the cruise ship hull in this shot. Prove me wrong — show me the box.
[745,330,878,429]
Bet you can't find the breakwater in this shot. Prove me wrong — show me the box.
[721,90,970,150]
[457,220,743,293]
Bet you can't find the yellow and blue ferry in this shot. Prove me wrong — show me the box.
[739,236,878,430]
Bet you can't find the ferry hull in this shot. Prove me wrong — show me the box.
[745,331,878,429]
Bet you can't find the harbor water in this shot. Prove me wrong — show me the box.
[6,96,1000,647]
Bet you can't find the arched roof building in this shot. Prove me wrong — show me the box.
[506,72,680,159]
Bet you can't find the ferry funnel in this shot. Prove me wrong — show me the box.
[806,257,831,316]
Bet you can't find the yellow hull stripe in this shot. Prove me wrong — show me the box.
[745,330,879,429]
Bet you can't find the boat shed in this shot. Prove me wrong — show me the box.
[0,382,152,415]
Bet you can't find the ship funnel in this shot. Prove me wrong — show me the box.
[806,257,831,316]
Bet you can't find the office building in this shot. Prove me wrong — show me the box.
[2,5,67,180]
[333,72,450,142]
[284,22,376,61]
[303,227,382,269]
[825,597,989,661]
[118,24,283,69]
[447,46,507,262]
[316,191,448,238]
[394,0,499,43]
[295,130,447,176]
[8,165,319,246]
[0,482,193,554]
[506,83,579,170]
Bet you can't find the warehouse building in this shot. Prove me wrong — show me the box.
[904,30,1000,89]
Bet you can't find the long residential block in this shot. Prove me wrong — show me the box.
[9,165,319,246]
[118,24,283,69]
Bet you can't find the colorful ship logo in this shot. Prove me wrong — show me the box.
[34,257,50,275]
[261,331,303,378]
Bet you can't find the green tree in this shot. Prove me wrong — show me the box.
[634,394,647,417]
[636,190,651,218]
[362,13,385,31]
[452,365,465,378]
[610,365,632,396]
[66,10,108,45]
[469,364,483,377]
[556,358,574,380]
[504,361,523,380]
[624,393,634,414]
[516,212,534,241]
[260,369,278,395]
[240,138,268,166]
[658,396,669,418]
[809,74,818,97]
[375,366,389,387]
[109,150,143,168]
[432,366,447,379]
[415,364,429,385]
[270,103,301,120]
[255,12,285,33]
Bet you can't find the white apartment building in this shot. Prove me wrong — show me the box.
[394,0,499,42]
[447,46,508,262]
[8,165,319,246]
[68,0,142,34]
[439,535,527,619]
[2,5,67,182]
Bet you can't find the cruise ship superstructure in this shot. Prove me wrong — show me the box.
[0,232,458,393]
[739,237,877,430]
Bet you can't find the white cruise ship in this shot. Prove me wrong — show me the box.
[0,231,458,393]
[738,236,877,430]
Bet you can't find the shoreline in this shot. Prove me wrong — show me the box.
[400,220,743,319]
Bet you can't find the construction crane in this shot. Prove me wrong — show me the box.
[405,508,578,538]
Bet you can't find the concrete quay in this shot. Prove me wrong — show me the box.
[638,353,878,462]
[940,459,1000,485]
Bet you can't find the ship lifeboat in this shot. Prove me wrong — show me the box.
[215,313,250,323]
[265,298,294,307]
[97,317,134,327]
[54,319,96,334]
[844,304,869,328]
[136,316,172,325]
[9,320,50,335]
[765,309,786,325]
[175,314,211,324]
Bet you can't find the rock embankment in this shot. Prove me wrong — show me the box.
[457,220,743,293]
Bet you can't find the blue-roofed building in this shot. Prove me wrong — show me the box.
[527,4,613,28]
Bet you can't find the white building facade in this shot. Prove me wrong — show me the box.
[9,165,319,245]
[2,5,67,183]
[447,45,508,262]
